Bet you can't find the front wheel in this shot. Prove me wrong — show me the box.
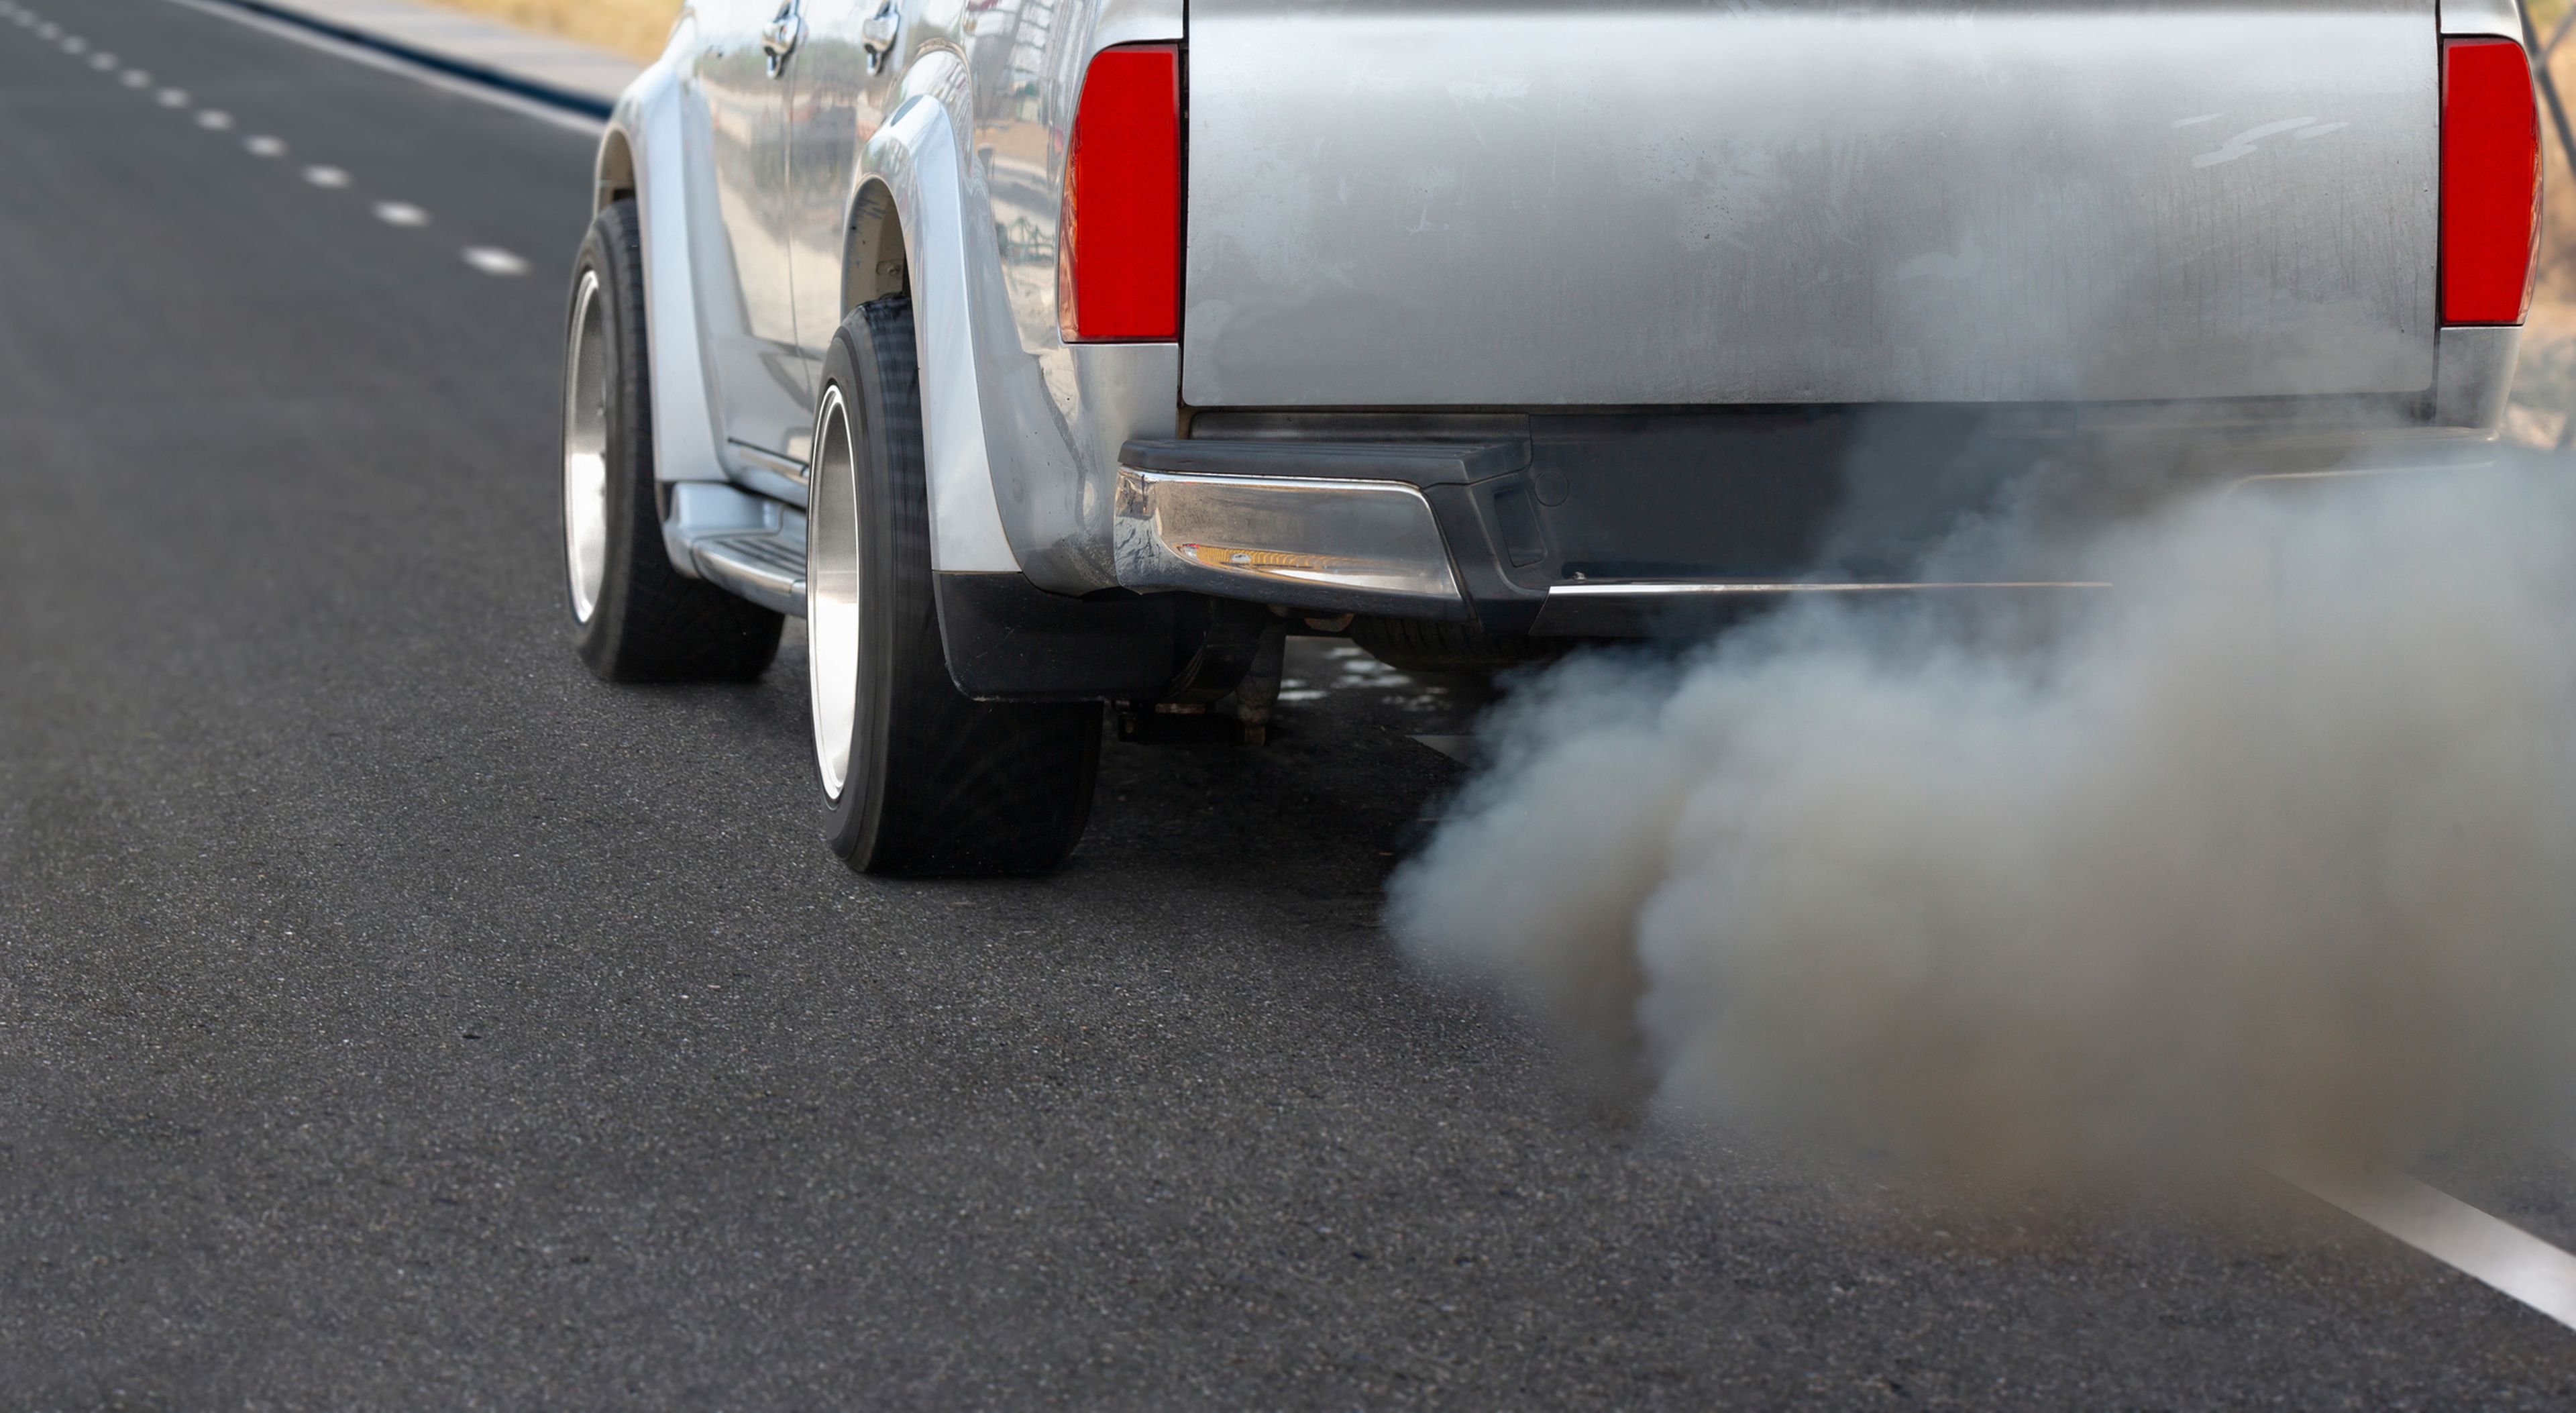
[561,199,782,682]
[806,297,1102,876]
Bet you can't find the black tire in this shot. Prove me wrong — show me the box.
[808,297,1102,876]
[561,200,782,682]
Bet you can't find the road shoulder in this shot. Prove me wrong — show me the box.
[197,0,635,113]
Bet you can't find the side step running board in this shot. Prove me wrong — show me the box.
[692,530,806,616]
[659,482,808,617]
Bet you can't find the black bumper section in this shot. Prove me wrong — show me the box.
[1132,407,2031,636]
[944,409,2091,696]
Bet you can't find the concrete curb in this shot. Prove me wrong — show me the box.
[202,0,637,118]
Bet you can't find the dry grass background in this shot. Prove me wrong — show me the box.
[425,0,682,62]
[2507,16,2576,444]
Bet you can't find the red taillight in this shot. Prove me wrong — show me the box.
[2442,36,2542,325]
[1059,44,1182,342]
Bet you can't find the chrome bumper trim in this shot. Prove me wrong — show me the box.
[1113,466,1468,617]
[1532,580,2109,636]
[1547,580,2112,597]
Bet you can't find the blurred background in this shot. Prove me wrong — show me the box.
[431,0,678,62]
[2512,0,2576,443]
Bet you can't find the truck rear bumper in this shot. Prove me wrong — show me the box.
[1116,397,2514,639]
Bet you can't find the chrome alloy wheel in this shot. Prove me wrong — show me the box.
[806,384,863,802]
[561,269,612,624]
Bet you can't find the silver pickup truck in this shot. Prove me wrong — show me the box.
[555,0,2544,875]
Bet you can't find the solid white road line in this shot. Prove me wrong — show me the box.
[2288,1167,2576,1332]
[245,135,286,157]
[160,0,601,137]
[196,109,233,129]
[461,247,529,276]
[303,165,349,189]
[373,201,428,227]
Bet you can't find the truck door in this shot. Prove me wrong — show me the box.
[781,0,910,413]
[690,0,811,460]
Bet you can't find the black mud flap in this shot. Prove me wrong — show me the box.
[932,572,1186,702]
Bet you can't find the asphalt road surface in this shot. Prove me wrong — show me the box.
[5,1,2576,1406]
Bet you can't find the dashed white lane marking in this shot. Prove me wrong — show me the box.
[2290,1167,2576,1332]
[59,34,82,53]
[34,21,54,38]
[38,26,535,286]
[461,247,530,276]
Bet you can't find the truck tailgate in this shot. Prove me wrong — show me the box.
[1182,2,2438,408]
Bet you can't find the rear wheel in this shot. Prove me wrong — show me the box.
[806,297,1102,876]
[561,200,782,681]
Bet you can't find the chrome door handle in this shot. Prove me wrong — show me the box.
[761,0,804,77]
[861,0,901,73]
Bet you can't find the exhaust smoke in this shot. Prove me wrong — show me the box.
[1390,457,2576,1180]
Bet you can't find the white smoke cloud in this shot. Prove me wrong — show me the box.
[1390,459,2576,1178]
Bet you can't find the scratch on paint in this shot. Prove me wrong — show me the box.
[2192,116,2319,168]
